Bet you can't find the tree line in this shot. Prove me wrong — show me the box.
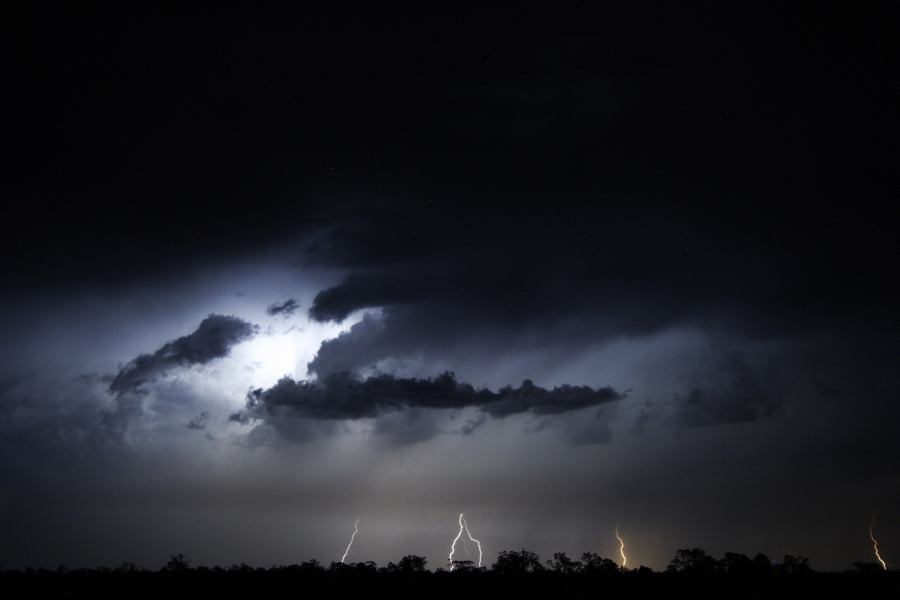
[3,548,891,576]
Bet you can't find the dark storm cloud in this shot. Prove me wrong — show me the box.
[308,271,435,323]
[370,408,444,446]
[187,411,210,430]
[672,352,782,427]
[308,313,387,377]
[238,371,625,425]
[266,298,300,317]
[228,411,252,425]
[299,192,899,384]
[460,413,487,436]
[108,314,258,396]
[631,404,656,434]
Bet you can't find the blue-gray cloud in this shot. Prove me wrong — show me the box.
[108,314,258,396]
[238,371,625,423]
[266,298,300,317]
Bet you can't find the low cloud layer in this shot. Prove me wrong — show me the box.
[266,298,300,317]
[672,352,782,427]
[296,194,899,395]
[237,371,626,425]
[109,314,258,396]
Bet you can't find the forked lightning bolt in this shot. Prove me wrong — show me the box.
[869,518,887,570]
[340,518,360,564]
[615,524,628,568]
[448,513,464,571]
[449,512,483,571]
[462,514,483,568]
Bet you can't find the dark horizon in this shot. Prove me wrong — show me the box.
[0,545,892,575]
[3,549,895,600]
[3,3,897,574]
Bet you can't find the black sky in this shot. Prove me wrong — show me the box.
[2,3,898,571]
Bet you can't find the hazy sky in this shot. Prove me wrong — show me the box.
[2,4,897,571]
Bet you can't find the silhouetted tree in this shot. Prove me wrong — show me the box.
[328,561,347,573]
[165,554,191,572]
[449,559,478,572]
[493,549,545,574]
[115,562,138,574]
[667,548,717,575]
[719,552,753,575]
[397,555,428,573]
[381,562,399,573]
[353,561,378,574]
[580,552,620,574]
[752,553,774,574]
[852,561,887,574]
[329,560,377,574]
[297,559,324,573]
[547,552,582,574]
[775,555,811,575]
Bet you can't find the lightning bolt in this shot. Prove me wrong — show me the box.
[449,512,483,571]
[869,517,887,570]
[615,524,627,568]
[340,518,360,564]
[462,514,483,568]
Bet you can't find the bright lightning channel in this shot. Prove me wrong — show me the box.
[615,524,628,568]
[449,512,483,571]
[462,514,483,568]
[340,518,360,564]
[869,518,887,570]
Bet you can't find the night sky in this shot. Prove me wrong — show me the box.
[3,4,898,571]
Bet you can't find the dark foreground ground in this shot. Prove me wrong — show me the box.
[1,570,896,599]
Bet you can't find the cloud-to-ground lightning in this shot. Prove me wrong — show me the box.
[448,513,464,571]
[869,518,887,570]
[462,514,483,568]
[615,524,628,568]
[449,513,483,571]
[340,518,360,564]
